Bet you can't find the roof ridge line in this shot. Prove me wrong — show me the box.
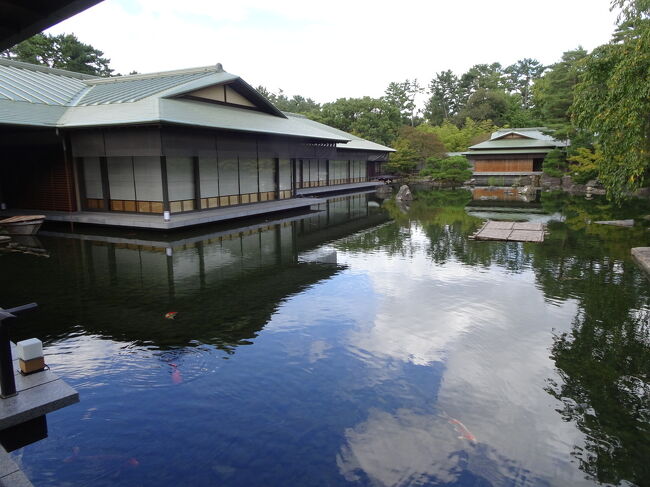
[0,58,98,80]
[85,65,224,85]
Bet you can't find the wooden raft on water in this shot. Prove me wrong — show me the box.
[470,221,546,243]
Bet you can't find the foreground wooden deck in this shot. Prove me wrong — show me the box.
[470,221,546,242]
[0,343,78,486]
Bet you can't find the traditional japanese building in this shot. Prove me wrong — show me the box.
[463,127,566,183]
[0,59,392,229]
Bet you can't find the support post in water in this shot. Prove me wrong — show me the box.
[0,303,38,398]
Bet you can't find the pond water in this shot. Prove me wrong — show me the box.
[1,190,649,487]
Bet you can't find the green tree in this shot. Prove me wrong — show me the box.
[315,97,401,146]
[455,88,509,126]
[458,63,505,101]
[255,87,320,115]
[386,126,446,174]
[385,138,420,174]
[532,47,588,133]
[398,125,446,161]
[503,93,541,127]
[572,0,650,198]
[384,79,424,126]
[567,146,602,184]
[418,118,495,152]
[504,58,545,109]
[542,148,567,178]
[2,32,112,76]
[424,70,461,124]
[420,155,473,188]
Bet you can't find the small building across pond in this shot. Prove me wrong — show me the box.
[0,59,393,228]
[463,127,566,184]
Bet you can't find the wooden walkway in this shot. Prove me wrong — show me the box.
[470,221,546,242]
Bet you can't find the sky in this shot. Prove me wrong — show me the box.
[46,0,620,104]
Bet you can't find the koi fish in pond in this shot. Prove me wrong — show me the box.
[164,311,178,320]
[169,363,183,384]
[448,417,477,444]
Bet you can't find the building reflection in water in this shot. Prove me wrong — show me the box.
[15,192,389,351]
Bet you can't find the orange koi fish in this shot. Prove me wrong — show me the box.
[164,312,177,320]
[448,417,477,444]
[169,363,183,384]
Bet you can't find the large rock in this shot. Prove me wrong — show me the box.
[561,175,574,189]
[518,185,536,196]
[396,185,413,201]
[594,219,634,227]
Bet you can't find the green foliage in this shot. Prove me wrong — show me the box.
[418,118,496,152]
[420,155,472,187]
[567,146,602,184]
[424,60,543,126]
[255,87,321,115]
[2,32,112,76]
[503,58,545,109]
[572,0,650,199]
[386,126,446,174]
[532,48,588,133]
[459,62,505,94]
[385,138,419,174]
[384,79,424,126]
[399,126,446,160]
[424,70,462,125]
[455,88,509,126]
[503,93,541,127]
[314,97,401,146]
[543,148,568,178]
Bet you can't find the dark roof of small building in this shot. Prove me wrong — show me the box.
[463,127,567,155]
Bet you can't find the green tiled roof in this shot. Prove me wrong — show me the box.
[468,128,567,152]
[0,59,369,145]
[469,138,559,150]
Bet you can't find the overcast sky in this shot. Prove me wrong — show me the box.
[46,0,619,103]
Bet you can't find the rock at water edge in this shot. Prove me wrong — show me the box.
[396,185,413,201]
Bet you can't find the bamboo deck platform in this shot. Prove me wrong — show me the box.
[470,221,546,242]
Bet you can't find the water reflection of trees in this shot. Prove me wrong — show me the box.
[340,189,650,485]
[338,190,536,272]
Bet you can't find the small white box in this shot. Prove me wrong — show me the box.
[16,338,43,361]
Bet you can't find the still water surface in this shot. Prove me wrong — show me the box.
[1,190,649,487]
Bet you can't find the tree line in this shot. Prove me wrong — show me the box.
[2,0,648,199]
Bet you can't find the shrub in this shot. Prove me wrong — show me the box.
[567,146,601,185]
[420,155,473,189]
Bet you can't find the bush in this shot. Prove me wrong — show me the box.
[567,146,601,185]
[420,155,473,188]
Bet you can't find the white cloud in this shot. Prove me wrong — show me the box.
[46,0,618,102]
